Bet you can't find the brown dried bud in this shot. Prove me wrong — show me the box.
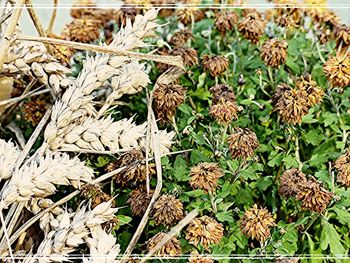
[127,188,154,216]
[271,83,290,106]
[202,55,229,77]
[273,86,309,125]
[81,183,115,208]
[189,162,223,192]
[334,24,350,48]
[153,195,184,226]
[296,74,324,107]
[170,47,199,67]
[210,101,238,125]
[238,12,265,44]
[153,83,186,124]
[176,8,205,25]
[70,0,97,19]
[260,39,288,68]
[169,29,193,47]
[239,204,276,242]
[227,127,259,160]
[115,6,139,28]
[209,84,236,104]
[186,216,224,251]
[147,232,182,256]
[335,150,350,187]
[296,178,333,213]
[107,149,156,187]
[275,1,302,29]
[323,53,350,88]
[214,11,239,35]
[279,168,308,198]
[63,17,100,43]
[188,251,214,263]
[22,98,48,126]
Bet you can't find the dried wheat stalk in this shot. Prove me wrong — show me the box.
[0,139,20,182]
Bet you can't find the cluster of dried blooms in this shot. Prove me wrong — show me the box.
[279,169,333,213]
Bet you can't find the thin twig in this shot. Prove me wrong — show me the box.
[0,0,26,71]
[46,0,58,35]
[0,87,49,107]
[140,209,199,263]
[16,35,185,69]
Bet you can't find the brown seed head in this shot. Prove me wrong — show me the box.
[147,232,182,256]
[108,149,156,187]
[238,12,265,44]
[227,128,259,160]
[279,168,308,197]
[115,5,139,28]
[296,178,333,213]
[170,29,193,47]
[274,0,302,29]
[214,11,239,35]
[239,204,276,242]
[334,24,350,49]
[153,83,187,124]
[260,39,288,68]
[323,53,350,88]
[185,216,224,250]
[22,98,48,126]
[81,183,115,208]
[271,83,290,106]
[335,150,350,187]
[64,17,100,43]
[210,100,238,125]
[176,8,205,25]
[153,195,184,226]
[170,47,199,67]
[273,86,309,125]
[296,74,324,107]
[189,162,223,192]
[127,188,154,216]
[188,251,214,263]
[202,55,229,77]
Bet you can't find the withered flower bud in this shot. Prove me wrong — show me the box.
[227,127,259,160]
[171,47,199,67]
[153,195,184,226]
[147,232,182,256]
[170,29,193,47]
[202,55,229,77]
[260,38,288,68]
[63,17,100,43]
[127,188,154,216]
[238,12,265,44]
[153,83,187,124]
[214,11,239,35]
[296,74,324,107]
[81,183,115,208]
[239,204,276,242]
[189,162,223,192]
[335,150,350,187]
[279,168,307,197]
[185,216,224,250]
[323,53,350,88]
[176,8,205,25]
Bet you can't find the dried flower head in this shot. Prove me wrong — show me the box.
[296,178,333,213]
[169,29,193,47]
[189,162,223,192]
[153,83,187,124]
[81,183,114,208]
[274,257,299,263]
[323,53,350,88]
[170,47,198,67]
[64,18,100,43]
[227,128,259,160]
[239,204,276,242]
[334,24,350,48]
[238,12,265,44]
[296,74,324,107]
[279,168,308,197]
[188,251,214,263]
[22,98,48,126]
[273,86,309,125]
[127,188,154,216]
[115,6,139,28]
[271,83,290,105]
[48,34,74,65]
[186,216,224,250]
[335,150,350,187]
[214,11,239,35]
[176,8,204,25]
[260,39,288,68]
[202,55,229,77]
[147,232,182,256]
[210,84,236,104]
[107,149,156,187]
[153,194,184,226]
[274,0,302,29]
[70,0,96,19]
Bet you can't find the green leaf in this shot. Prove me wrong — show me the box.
[332,207,350,225]
[216,211,234,223]
[320,219,346,256]
[304,130,325,146]
[286,57,300,74]
[173,156,189,181]
[117,215,132,226]
[322,112,337,127]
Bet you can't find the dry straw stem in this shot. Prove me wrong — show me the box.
[0,0,26,70]
[17,35,185,69]
[46,0,58,35]
[120,66,184,262]
[140,209,199,263]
